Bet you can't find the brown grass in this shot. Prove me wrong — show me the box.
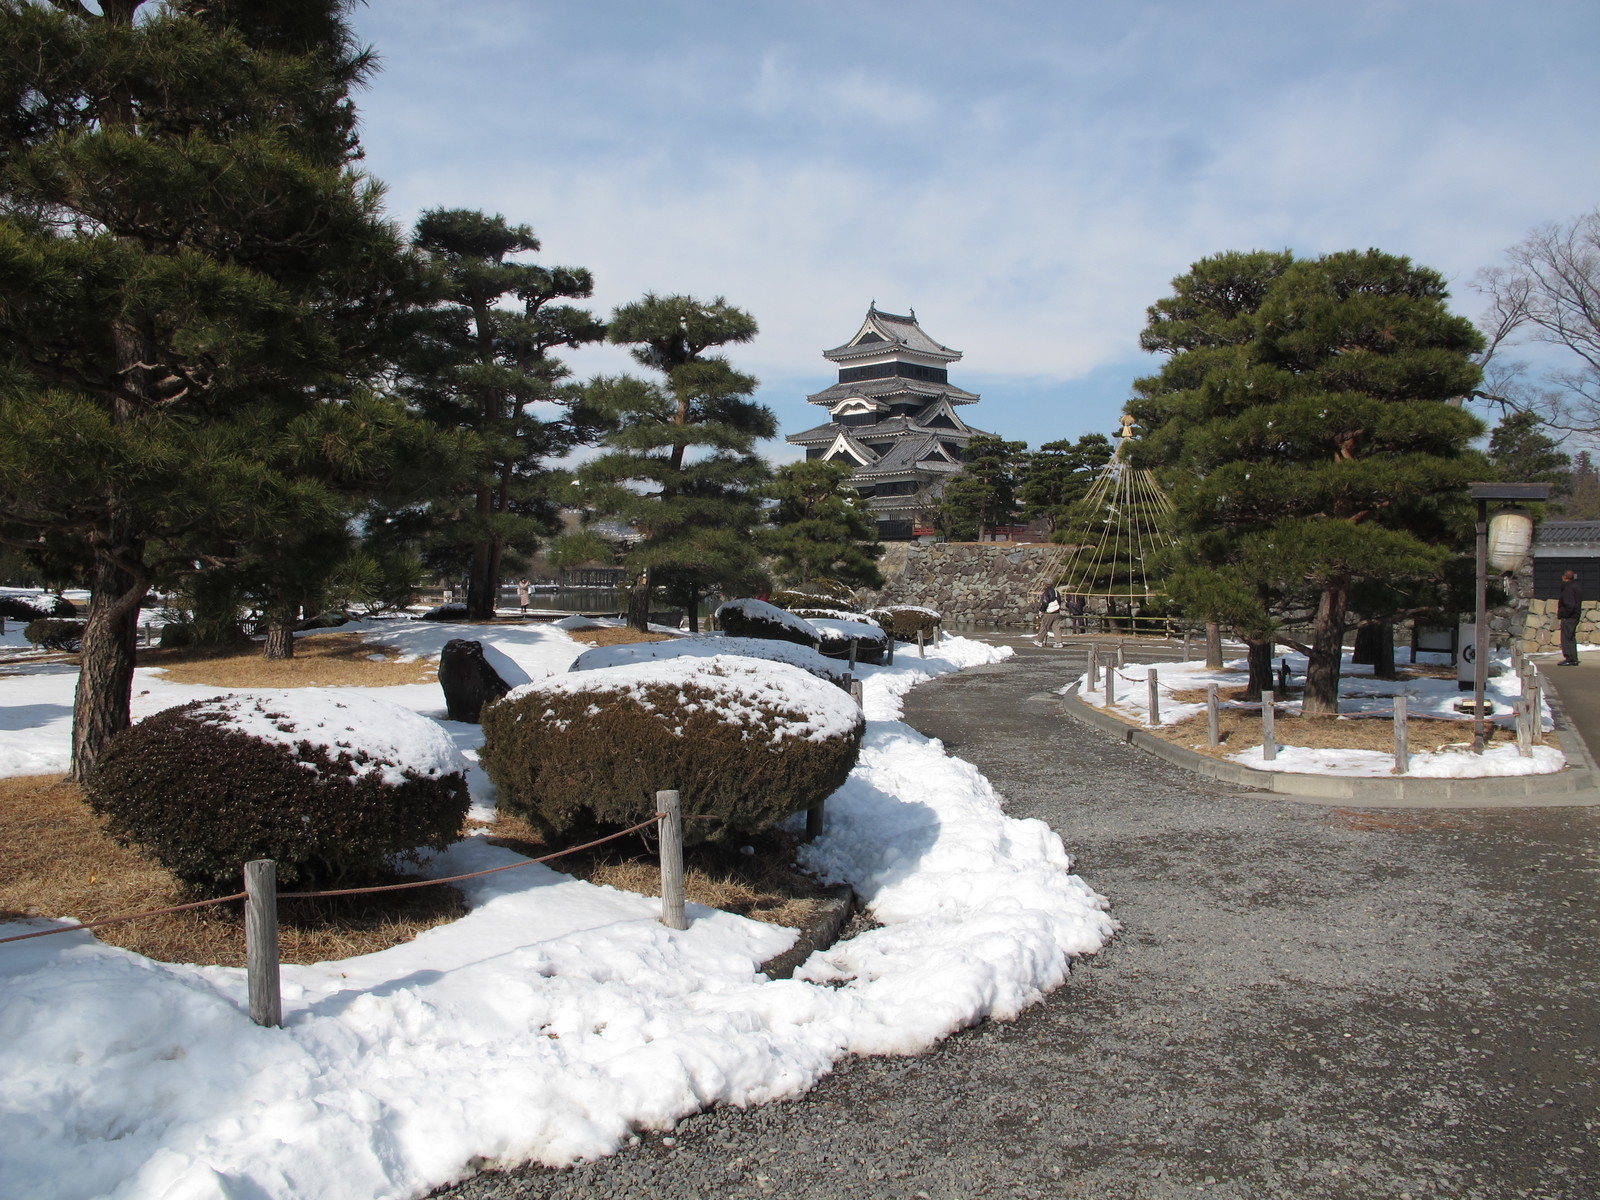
[565,627,676,648]
[138,631,436,689]
[483,810,826,929]
[0,775,464,966]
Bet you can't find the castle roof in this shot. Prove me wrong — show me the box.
[823,305,963,365]
[805,375,982,407]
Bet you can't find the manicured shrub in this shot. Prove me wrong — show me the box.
[86,692,470,894]
[770,578,858,610]
[481,657,864,843]
[0,594,70,622]
[158,622,197,649]
[714,598,820,648]
[23,618,84,652]
[420,602,469,622]
[810,618,889,665]
[868,605,942,642]
[569,635,852,688]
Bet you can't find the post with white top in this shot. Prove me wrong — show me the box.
[1393,695,1409,773]
[1147,669,1160,726]
[244,859,281,1028]
[656,790,687,930]
[1260,688,1276,762]
[1206,683,1220,748]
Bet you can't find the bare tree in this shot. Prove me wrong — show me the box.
[1476,210,1600,432]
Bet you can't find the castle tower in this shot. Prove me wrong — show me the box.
[785,305,993,540]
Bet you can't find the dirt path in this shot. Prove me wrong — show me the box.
[437,645,1600,1199]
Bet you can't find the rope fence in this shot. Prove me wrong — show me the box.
[0,789,750,1028]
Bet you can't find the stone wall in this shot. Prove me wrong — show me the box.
[864,542,1061,626]
[1519,597,1600,653]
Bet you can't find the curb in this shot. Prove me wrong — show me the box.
[1059,682,1600,809]
[760,884,855,980]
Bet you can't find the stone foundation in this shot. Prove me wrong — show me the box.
[864,542,1062,626]
[1519,597,1600,653]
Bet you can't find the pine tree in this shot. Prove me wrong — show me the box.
[1132,249,1487,714]
[0,0,409,777]
[759,459,884,589]
[1018,433,1114,531]
[936,436,1026,540]
[402,209,605,619]
[1487,410,1571,493]
[562,295,774,631]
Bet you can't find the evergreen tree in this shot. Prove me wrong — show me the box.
[1564,451,1600,520]
[1487,410,1571,493]
[0,0,409,777]
[402,209,605,619]
[1131,249,1487,714]
[561,295,773,631]
[1018,433,1114,531]
[759,459,884,589]
[936,436,1026,540]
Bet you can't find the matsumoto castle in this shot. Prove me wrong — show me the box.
[786,305,993,541]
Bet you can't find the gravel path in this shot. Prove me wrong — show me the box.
[434,645,1600,1200]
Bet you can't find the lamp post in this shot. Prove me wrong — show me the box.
[1467,482,1551,752]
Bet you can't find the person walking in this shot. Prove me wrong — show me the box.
[516,578,532,617]
[1066,592,1086,634]
[1558,569,1583,665]
[1034,583,1063,646]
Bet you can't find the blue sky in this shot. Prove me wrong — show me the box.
[347,1,1600,458]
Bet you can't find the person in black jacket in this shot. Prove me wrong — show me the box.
[1034,584,1062,646]
[1558,569,1583,665]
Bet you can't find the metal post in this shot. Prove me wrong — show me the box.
[1206,683,1220,748]
[244,859,281,1028]
[1147,669,1160,726]
[656,789,687,930]
[1261,688,1276,762]
[1474,497,1489,752]
[1394,695,1409,774]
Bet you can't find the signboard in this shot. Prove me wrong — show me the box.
[1457,621,1477,687]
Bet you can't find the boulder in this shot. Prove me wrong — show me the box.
[439,638,512,723]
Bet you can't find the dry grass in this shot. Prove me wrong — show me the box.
[565,627,676,648]
[0,774,464,966]
[483,809,826,929]
[139,631,436,689]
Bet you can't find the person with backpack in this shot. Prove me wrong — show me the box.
[1033,584,1063,647]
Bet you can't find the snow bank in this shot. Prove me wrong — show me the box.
[714,597,818,641]
[569,635,849,685]
[0,631,1115,1200]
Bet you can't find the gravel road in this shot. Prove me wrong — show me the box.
[434,644,1600,1200]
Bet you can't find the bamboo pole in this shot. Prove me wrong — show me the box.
[245,859,281,1028]
[1261,688,1276,762]
[1147,669,1160,726]
[1206,683,1220,748]
[656,790,687,930]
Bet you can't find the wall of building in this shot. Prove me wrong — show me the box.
[865,541,1061,626]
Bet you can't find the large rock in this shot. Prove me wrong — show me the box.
[439,638,512,723]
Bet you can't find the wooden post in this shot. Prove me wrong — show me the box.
[1516,697,1532,757]
[849,678,864,708]
[1206,683,1220,748]
[1530,681,1544,745]
[1394,695,1409,773]
[244,859,281,1028]
[1104,663,1116,707]
[917,629,926,659]
[885,635,894,665]
[656,789,687,931]
[848,638,859,671]
[1260,688,1276,762]
[1116,643,1125,669]
[1147,668,1160,726]
[1182,632,1191,661]
[1086,647,1098,692]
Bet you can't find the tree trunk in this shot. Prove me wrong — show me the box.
[1302,577,1351,717]
[628,568,651,632]
[1244,638,1274,699]
[465,524,501,621]
[1372,624,1397,681]
[1205,621,1223,668]
[263,609,296,661]
[686,589,700,634]
[69,538,146,783]
[1353,621,1397,679]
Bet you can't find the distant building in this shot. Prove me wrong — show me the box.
[786,305,994,541]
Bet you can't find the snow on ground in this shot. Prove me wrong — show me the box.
[1072,650,1568,777]
[0,624,1111,1200]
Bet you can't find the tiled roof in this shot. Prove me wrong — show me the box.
[806,377,981,406]
[823,305,963,363]
[1536,521,1600,545]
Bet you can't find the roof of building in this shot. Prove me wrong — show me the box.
[806,376,981,407]
[1536,520,1600,545]
[823,305,963,365]
[785,413,995,446]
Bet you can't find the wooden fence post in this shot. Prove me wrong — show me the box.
[1086,647,1098,692]
[656,789,687,931]
[848,638,859,671]
[1116,643,1125,669]
[1530,682,1543,744]
[849,678,864,708]
[1147,668,1160,726]
[1182,632,1191,661]
[885,635,894,665]
[1104,663,1116,707]
[1394,695,1409,773]
[917,629,926,659]
[1516,697,1532,757]
[1260,688,1276,762]
[244,859,281,1028]
[1206,683,1220,748]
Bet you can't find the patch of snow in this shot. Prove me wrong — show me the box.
[570,635,850,686]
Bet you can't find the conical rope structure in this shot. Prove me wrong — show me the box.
[1030,415,1177,635]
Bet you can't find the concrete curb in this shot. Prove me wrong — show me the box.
[1059,681,1600,809]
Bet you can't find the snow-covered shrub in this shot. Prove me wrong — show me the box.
[86,692,471,893]
[869,605,941,642]
[23,618,84,652]
[0,594,72,622]
[713,598,820,648]
[810,617,889,665]
[420,602,469,622]
[481,658,864,843]
[569,637,852,688]
[768,578,858,611]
